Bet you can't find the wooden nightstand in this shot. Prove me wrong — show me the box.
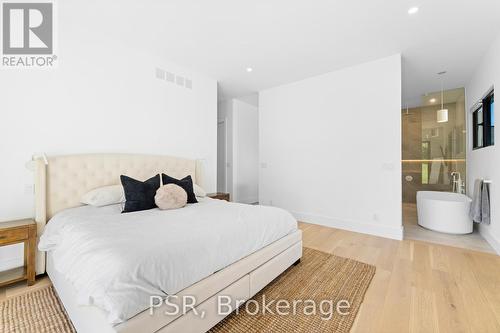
[0,219,36,287]
[207,192,230,202]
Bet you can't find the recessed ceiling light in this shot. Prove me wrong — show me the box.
[429,98,437,103]
[246,67,253,73]
[408,7,419,15]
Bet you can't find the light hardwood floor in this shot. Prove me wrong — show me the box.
[299,222,500,333]
[2,222,500,332]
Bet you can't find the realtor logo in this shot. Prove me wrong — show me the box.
[1,1,56,68]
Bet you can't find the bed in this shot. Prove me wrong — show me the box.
[34,154,302,333]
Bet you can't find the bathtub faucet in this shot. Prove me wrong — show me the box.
[451,172,465,194]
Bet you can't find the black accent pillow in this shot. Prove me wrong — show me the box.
[120,174,161,213]
[161,174,198,203]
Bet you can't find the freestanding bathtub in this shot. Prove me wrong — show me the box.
[416,191,473,234]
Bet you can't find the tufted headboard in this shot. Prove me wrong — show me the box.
[34,153,203,274]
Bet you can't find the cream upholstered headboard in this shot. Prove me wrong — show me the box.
[34,153,203,274]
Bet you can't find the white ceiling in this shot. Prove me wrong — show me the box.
[77,0,500,102]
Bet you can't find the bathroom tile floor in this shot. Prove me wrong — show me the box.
[403,203,495,254]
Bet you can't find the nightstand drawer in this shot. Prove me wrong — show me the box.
[0,219,36,287]
[0,228,28,245]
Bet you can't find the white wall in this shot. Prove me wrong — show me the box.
[217,99,259,203]
[466,31,500,254]
[0,8,217,270]
[233,100,259,203]
[259,54,402,239]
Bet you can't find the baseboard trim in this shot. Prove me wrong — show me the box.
[292,211,403,240]
[479,225,500,255]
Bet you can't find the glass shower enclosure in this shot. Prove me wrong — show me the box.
[402,88,466,204]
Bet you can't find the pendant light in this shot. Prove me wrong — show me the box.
[437,72,448,123]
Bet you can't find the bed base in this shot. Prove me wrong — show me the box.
[48,230,302,333]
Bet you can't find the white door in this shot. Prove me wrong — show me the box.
[217,119,227,192]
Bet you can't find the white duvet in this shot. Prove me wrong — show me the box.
[38,198,297,324]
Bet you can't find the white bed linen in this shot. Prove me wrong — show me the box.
[38,198,297,325]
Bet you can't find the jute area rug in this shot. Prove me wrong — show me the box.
[1,248,375,333]
[210,247,375,333]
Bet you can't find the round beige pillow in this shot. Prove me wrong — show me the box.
[155,184,187,210]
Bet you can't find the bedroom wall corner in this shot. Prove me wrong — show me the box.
[259,54,403,240]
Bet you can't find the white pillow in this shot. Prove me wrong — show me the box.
[81,185,125,207]
[193,184,206,197]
